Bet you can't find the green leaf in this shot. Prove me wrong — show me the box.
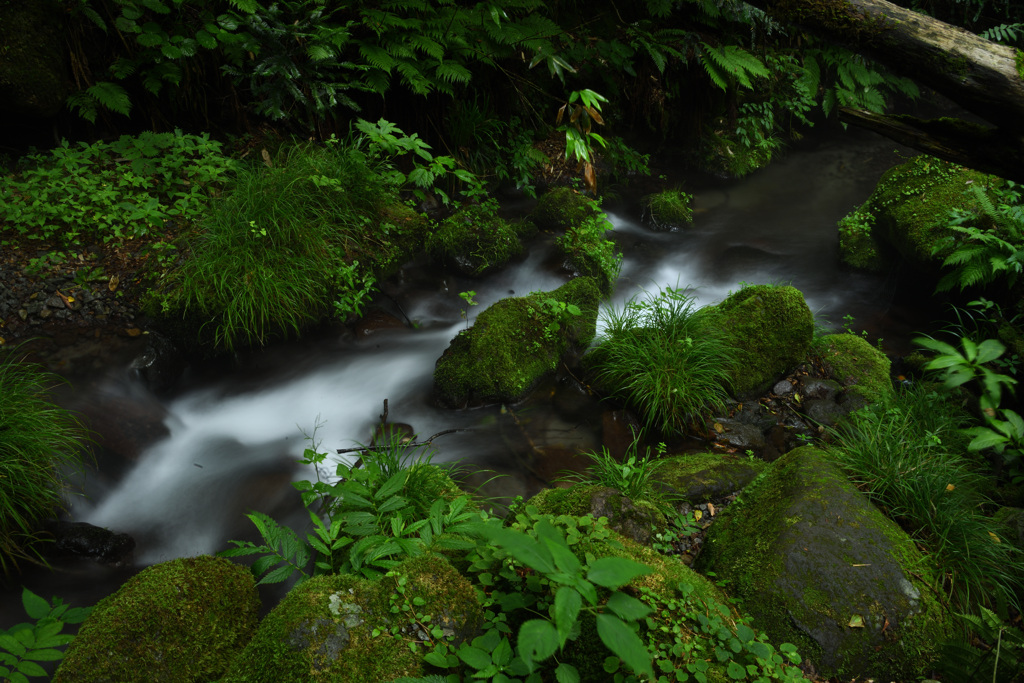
[587,557,652,589]
[21,589,50,621]
[596,614,653,678]
[555,662,581,683]
[604,591,652,621]
[518,619,559,668]
[0,634,26,657]
[457,645,492,670]
[553,587,582,647]
[15,660,47,677]
[85,82,131,117]
[727,660,746,680]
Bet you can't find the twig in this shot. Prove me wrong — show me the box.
[335,428,472,455]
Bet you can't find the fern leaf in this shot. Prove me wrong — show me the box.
[700,43,768,90]
[410,34,445,60]
[435,62,472,85]
[86,81,131,116]
[359,43,397,72]
[307,44,335,61]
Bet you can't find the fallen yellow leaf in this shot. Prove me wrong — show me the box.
[945,484,955,491]
[693,510,703,522]
[108,274,120,292]
[713,423,724,434]
[707,502,716,516]
[989,532,1001,543]
[848,615,864,628]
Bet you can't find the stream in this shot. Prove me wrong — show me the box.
[3,127,935,623]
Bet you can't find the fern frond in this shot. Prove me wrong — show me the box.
[359,43,397,72]
[86,81,132,116]
[435,62,472,85]
[700,43,768,90]
[410,34,445,60]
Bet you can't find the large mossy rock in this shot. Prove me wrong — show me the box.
[426,202,536,275]
[695,446,953,681]
[531,188,620,294]
[698,285,814,396]
[222,555,480,683]
[434,277,601,407]
[811,333,893,405]
[53,556,259,683]
[529,484,668,545]
[654,453,766,503]
[838,155,999,272]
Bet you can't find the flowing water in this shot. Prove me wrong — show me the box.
[3,127,932,621]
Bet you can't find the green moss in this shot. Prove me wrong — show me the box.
[529,484,668,540]
[696,446,953,680]
[697,284,814,396]
[848,155,1000,271]
[366,203,430,278]
[426,201,536,275]
[530,187,603,232]
[654,453,767,502]
[433,277,601,407]
[837,206,888,271]
[53,556,259,683]
[811,333,893,402]
[642,190,694,230]
[223,555,480,683]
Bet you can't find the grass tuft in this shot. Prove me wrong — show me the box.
[585,286,736,436]
[0,349,90,574]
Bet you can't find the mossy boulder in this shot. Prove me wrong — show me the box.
[641,189,694,231]
[698,285,814,396]
[426,202,536,275]
[531,187,603,232]
[696,446,953,681]
[53,556,259,683]
[367,203,431,278]
[222,554,481,683]
[654,453,767,503]
[529,484,668,544]
[838,155,999,272]
[811,333,893,404]
[531,188,620,294]
[433,277,601,407]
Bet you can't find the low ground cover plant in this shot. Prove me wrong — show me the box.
[585,286,736,437]
[0,131,236,261]
[0,349,90,574]
[0,587,92,682]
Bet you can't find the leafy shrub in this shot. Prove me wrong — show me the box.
[0,588,92,683]
[585,286,736,436]
[0,350,90,573]
[221,428,478,583]
[935,181,1024,293]
[154,135,398,351]
[558,438,676,513]
[825,384,1024,614]
[0,131,235,252]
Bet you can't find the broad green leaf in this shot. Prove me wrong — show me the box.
[16,660,47,677]
[0,634,26,657]
[596,614,653,678]
[457,645,492,669]
[553,587,582,646]
[587,557,652,589]
[727,660,746,679]
[518,619,559,668]
[555,662,581,683]
[604,591,652,621]
[257,564,297,585]
[976,339,1007,365]
[375,471,408,500]
[21,647,64,661]
[913,337,960,357]
[21,589,50,621]
[493,636,513,667]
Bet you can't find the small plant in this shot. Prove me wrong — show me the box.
[558,437,674,512]
[651,510,701,554]
[586,286,736,436]
[458,291,478,328]
[556,213,622,295]
[0,588,92,682]
[556,89,609,194]
[641,189,694,230]
[936,605,1024,683]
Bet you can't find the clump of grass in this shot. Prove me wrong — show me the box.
[825,383,1024,614]
[155,137,398,351]
[641,189,693,230]
[0,349,90,574]
[585,286,736,436]
[558,437,676,513]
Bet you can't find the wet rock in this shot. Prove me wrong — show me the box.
[130,333,185,394]
[530,484,665,545]
[601,409,642,460]
[46,294,66,309]
[802,398,846,427]
[772,379,794,396]
[355,310,407,338]
[41,520,135,565]
[713,418,765,452]
[697,446,953,681]
[798,377,841,401]
[75,376,171,460]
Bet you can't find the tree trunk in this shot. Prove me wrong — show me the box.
[745,0,1024,178]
